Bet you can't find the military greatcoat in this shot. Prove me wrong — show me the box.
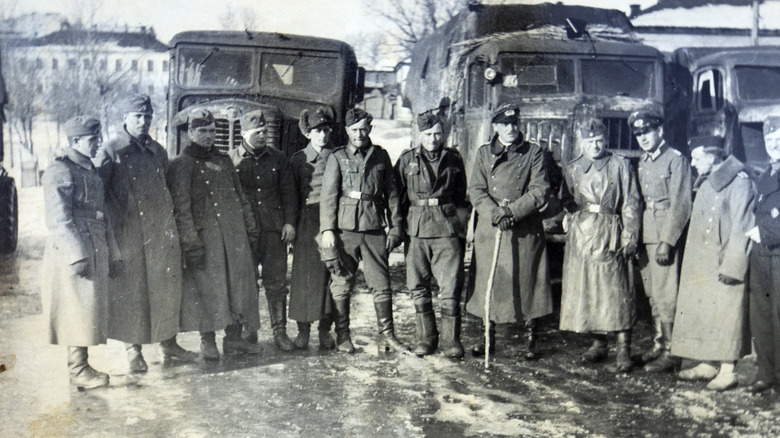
[96,129,183,344]
[559,153,640,333]
[42,148,120,346]
[168,143,260,333]
[672,156,754,361]
[466,138,553,324]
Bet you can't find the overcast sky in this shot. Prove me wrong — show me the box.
[3,0,658,44]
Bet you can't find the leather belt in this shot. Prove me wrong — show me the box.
[344,191,381,202]
[583,204,615,215]
[72,210,105,221]
[411,197,450,207]
[645,200,670,210]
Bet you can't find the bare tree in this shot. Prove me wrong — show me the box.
[366,0,469,58]
[347,31,391,69]
[220,5,259,31]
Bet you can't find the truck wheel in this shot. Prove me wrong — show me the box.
[0,174,18,254]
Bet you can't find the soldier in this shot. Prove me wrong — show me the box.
[559,119,640,372]
[466,104,553,359]
[631,109,692,373]
[672,136,754,391]
[169,109,261,359]
[97,94,198,372]
[394,111,470,358]
[288,107,337,350]
[227,110,298,351]
[745,116,780,394]
[42,116,121,389]
[319,108,407,354]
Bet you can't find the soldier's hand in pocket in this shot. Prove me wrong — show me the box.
[71,258,91,279]
[718,274,742,285]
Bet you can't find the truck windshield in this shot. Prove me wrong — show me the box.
[581,59,655,98]
[177,46,252,88]
[498,55,575,96]
[735,66,780,101]
[260,52,339,95]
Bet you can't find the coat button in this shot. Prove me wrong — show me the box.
[206,181,210,185]
[217,213,221,217]
[214,203,218,207]
[140,211,144,216]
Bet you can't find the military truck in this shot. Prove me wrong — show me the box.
[404,2,689,183]
[673,46,780,169]
[167,31,364,158]
[0,46,18,254]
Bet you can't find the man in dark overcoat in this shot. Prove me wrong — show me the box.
[289,107,337,350]
[319,108,408,354]
[632,109,692,373]
[227,110,298,351]
[394,111,469,358]
[42,116,121,389]
[96,94,197,372]
[169,109,261,359]
[466,104,553,359]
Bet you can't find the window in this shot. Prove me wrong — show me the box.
[35,58,43,69]
[131,60,138,71]
[99,59,107,71]
[498,54,575,97]
[52,58,58,70]
[260,52,339,94]
[148,60,154,72]
[468,62,487,107]
[148,84,154,94]
[83,59,90,69]
[177,46,252,88]
[735,65,780,101]
[581,59,655,98]
[696,69,723,111]
[116,59,122,71]
[67,58,77,69]
[162,60,168,71]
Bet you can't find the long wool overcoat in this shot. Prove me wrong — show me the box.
[671,156,754,361]
[466,138,553,324]
[168,144,260,333]
[96,130,183,344]
[558,153,640,333]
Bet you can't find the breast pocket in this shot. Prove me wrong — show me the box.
[344,163,361,190]
[258,166,280,189]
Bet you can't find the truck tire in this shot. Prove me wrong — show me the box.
[0,173,18,254]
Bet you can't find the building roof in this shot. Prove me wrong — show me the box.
[7,26,168,52]
[633,0,780,30]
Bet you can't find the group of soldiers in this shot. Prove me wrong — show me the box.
[41,92,780,397]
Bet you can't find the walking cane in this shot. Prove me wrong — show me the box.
[483,227,503,370]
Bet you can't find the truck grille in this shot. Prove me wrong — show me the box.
[603,117,639,151]
[212,114,282,153]
[522,119,569,163]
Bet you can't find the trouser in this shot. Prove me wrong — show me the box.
[406,236,463,309]
[329,230,391,303]
[749,252,780,384]
[638,242,680,323]
[255,230,289,301]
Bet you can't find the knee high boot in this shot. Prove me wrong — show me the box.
[523,319,540,361]
[68,346,109,389]
[644,322,678,372]
[614,330,634,373]
[413,301,438,357]
[439,306,464,359]
[318,315,336,350]
[375,300,409,354]
[268,298,295,351]
[471,319,496,356]
[641,318,664,363]
[333,298,355,353]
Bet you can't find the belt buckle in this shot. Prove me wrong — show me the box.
[428,198,439,206]
[96,211,104,220]
[348,191,362,199]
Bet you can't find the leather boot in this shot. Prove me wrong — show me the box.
[522,319,539,361]
[318,316,336,350]
[413,302,439,357]
[223,323,262,355]
[125,343,148,373]
[581,334,608,363]
[471,319,496,357]
[439,306,464,359]
[375,300,409,354]
[614,330,634,373]
[333,298,355,353]
[68,347,109,389]
[294,322,311,349]
[160,335,199,362]
[640,318,664,363]
[268,298,295,351]
[644,322,678,372]
[200,332,220,361]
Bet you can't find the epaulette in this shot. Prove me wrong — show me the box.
[670,148,682,156]
[567,154,584,166]
[737,171,749,179]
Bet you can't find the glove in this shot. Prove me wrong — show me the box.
[655,242,673,266]
[281,224,296,245]
[622,243,638,260]
[109,260,125,278]
[386,233,403,253]
[497,217,512,231]
[186,248,206,270]
[718,274,742,285]
[71,258,91,279]
[491,206,512,225]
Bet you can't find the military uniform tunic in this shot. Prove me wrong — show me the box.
[466,138,553,324]
[228,143,298,302]
[169,144,260,333]
[637,143,692,322]
[42,148,120,346]
[559,153,640,332]
[395,146,469,309]
[96,129,184,344]
[288,143,333,322]
[320,141,401,302]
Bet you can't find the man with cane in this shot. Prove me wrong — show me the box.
[466,104,553,361]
